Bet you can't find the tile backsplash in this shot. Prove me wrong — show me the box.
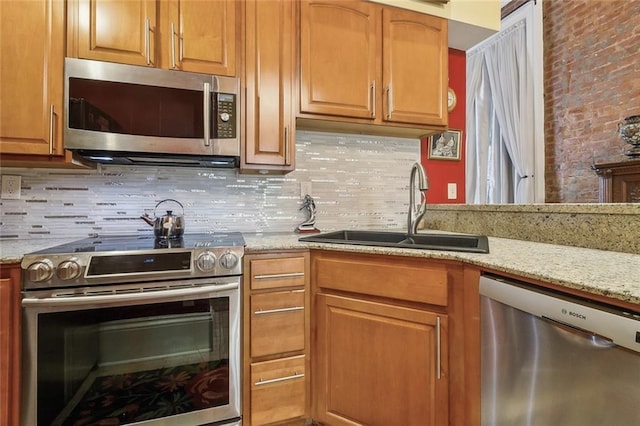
[0,131,420,240]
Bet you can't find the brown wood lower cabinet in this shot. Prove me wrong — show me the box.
[251,355,306,425]
[316,294,448,426]
[0,264,21,426]
[243,250,310,425]
[250,290,305,358]
[593,158,640,202]
[311,250,476,426]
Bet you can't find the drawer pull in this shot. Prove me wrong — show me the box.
[254,272,304,280]
[255,372,305,386]
[254,306,304,315]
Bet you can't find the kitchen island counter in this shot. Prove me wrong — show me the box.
[4,232,639,306]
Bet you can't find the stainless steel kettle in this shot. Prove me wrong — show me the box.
[140,199,185,239]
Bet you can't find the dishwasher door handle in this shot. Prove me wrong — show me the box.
[540,316,617,348]
[479,275,640,353]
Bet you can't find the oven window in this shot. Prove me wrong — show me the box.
[36,297,230,426]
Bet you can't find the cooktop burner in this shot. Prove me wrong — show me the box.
[29,232,245,254]
[21,233,245,290]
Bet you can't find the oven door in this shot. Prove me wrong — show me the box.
[21,277,241,426]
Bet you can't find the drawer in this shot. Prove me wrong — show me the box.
[313,252,449,306]
[251,290,305,357]
[249,255,306,290]
[251,355,306,425]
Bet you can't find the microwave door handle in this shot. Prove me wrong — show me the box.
[203,82,211,147]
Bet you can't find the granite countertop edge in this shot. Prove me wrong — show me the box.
[3,232,639,306]
[244,233,640,306]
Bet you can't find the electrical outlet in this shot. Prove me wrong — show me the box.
[1,175,21,199]
[300,182,313,199]
[447,183,457,200]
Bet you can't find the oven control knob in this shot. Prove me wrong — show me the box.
[26,259,54,283]
[57,259,81,281]
[219,251,239,270]
[196,251,217,272]
[220,112,230,122]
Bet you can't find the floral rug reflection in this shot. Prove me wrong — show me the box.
[59,360,229,426]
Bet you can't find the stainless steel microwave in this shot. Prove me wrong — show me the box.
[64,58,240,168]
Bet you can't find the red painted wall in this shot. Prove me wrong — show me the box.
[421,49,466,203]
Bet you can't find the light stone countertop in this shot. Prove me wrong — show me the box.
[243,232,640,306]
[3,232,640,306]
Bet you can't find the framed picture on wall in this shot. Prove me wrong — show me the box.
[428,130,462,161]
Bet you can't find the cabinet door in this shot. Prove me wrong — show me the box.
[0,0,64,156]
[165,0,236,76]
[316,294,449,426]
[77,0,156,66]
[382,9,447,126]
[0,266,22,426]
[300,0,378,119]
[612,169,640,202]
[243,0,295,171]
[0,277,12,426]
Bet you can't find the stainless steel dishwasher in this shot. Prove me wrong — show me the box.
[480,274,640,426]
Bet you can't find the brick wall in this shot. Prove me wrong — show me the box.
[543,0,640,202]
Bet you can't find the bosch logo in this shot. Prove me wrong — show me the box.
[568,311,587,320]
[561,308,586,320]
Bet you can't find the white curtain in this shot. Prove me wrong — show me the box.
[466,7,537,203]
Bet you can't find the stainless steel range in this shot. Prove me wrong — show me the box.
[20,233,245,426]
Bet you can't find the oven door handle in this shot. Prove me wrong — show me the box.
[22,281,239,307]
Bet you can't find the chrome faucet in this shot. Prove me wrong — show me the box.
[407,162,429,236]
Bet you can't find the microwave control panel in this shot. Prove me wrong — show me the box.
[215,93,237,139]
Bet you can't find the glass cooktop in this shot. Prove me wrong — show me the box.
[30,232,246,255]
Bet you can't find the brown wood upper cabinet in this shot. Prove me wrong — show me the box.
[299,0,448,132]
[242,0,296,174]
[69,0,237,76]
[0,0,68,164]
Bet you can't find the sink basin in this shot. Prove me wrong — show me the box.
[299,230,489,253]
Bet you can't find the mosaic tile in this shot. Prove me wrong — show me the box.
[0,131,420,240]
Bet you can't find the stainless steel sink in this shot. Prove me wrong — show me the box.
[299,230,489,253]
